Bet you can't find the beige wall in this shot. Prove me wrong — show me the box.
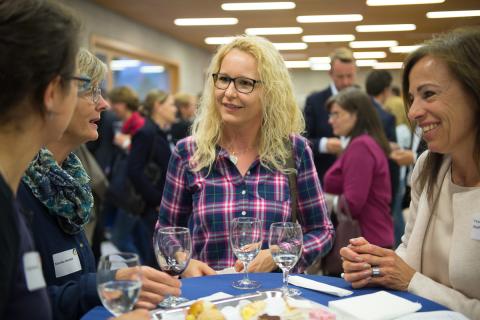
[63,0,212,96]
[62,0,403,108]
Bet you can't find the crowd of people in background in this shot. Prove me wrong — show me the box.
[1,0,479,319]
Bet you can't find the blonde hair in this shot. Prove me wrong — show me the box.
[329,47,354,64]
[77,48,106,86]
[191,35,304,173]
[142,89,169,117]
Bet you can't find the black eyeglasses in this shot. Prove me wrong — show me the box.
[68,75,91,86]
[212,73,261,94]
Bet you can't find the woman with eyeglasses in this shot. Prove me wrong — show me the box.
[155,35,334,277]
[0,1,81,319]
[16,49,181,320]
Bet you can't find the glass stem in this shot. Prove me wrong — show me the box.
[282,269,289,292]
[243,261,250,282]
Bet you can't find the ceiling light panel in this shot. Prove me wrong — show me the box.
[245,27,303,35]
[204,37,236,45]
[356,24,416,32]
[389,45,421,53]
[353,51,386,59]
[374,62,404,69]
[296,14,363,23]
[426,10,480,18]
[367,0,444,6]
[310,63,331,71]
[356,59,378,67]
[273,43,308,50]
[309,57,331,63]
[174,18,238,26]
[284,61,311,68]
[221,2,295,11]
[349,40,399,48]
[302,34,355,42]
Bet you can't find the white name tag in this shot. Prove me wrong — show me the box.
[471,215,480,241]
[23,251,46,291]
[52,248,82,278]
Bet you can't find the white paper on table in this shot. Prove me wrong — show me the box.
[395,311,470,320]
[216,267,238,274]
[174,292,233,308]
[288,275,353,297]
[328,290,422,320]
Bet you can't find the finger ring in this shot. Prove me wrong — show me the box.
[372,266,381,277]
[340,273,345,279]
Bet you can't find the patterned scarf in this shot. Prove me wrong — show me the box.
[23,148,93,235]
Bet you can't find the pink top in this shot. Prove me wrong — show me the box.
[324,134,393,247]
[121,111,145,136]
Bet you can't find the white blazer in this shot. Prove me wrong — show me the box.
[396,152,480,319]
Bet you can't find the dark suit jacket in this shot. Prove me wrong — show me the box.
[304,86,336,184]
[371,98,397,143]
[127,118,172,209]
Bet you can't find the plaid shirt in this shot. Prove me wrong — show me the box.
[156,134,334,272]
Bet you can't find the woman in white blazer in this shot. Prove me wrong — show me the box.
[339,26,480,319]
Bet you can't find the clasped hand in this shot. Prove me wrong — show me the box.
[340,237,415,291]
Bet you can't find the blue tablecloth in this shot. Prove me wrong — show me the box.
[82,273,448,319]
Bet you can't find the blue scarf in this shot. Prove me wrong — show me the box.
[23,148,93,235]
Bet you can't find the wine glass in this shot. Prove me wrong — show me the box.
[269,222,303,296]
[229,217,263,289]
[154,226,192,308]
[97,252,142,317]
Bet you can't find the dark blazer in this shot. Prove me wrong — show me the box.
[16,182,99,320]
[304,86,337,184]
[127,118,172,209]
[371,98,397,143]
[170,119,192,145]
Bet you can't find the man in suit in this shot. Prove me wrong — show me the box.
[304,47,357,183]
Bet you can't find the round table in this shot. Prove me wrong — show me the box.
[81,273,448,319]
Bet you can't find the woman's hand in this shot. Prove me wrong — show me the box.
[110,309,150,320]
[390,149,414,166]
[341,237,416,291]
[181,259,216,278]
[234,249,277,273]
[116,266,182,309]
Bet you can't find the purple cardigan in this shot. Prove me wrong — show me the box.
[324,134,394,247]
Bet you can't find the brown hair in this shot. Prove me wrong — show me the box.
[142,89,169,117]
[326,87,391,156]
[402,26,480,201]
[108,86,140,112]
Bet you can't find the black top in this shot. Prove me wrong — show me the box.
[0,174,52,319]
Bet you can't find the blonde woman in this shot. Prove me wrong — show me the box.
[156,35,334,277]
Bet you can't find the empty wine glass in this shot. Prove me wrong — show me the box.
[269,222,303,296]
[97,252,142,317]
[230,217,263,289]
[154,226,192,308]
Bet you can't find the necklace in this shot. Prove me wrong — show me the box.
[226,145,256,165]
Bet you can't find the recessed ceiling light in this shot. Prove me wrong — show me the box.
[221,2,295,11]
[350,40,399,48]
[353,51,387,59]
[426,10,480,18]
[356,24,416,32]
[174,18,238,26]
[356,60,378,67]
[245,27,303,35]
[308,57,331,63]
[367,0,444,5]
[374,62,403,69]
[284,61,310,68]
[110,60,140,70]
[310,63,331,71]
[273,43,308,50]
[204,37,236,45]
[389,45,422,53]
[302,34,355,42]
[296,14,363,23]
[140,66,165,73]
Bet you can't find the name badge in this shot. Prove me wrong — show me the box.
[53,248,82,278]
[471,215,480,241]
[23,251,46,291]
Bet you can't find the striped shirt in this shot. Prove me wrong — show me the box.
[156,134,334,272]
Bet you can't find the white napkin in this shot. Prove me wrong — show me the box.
[328,290,422,320]
[395,311,469,320]
[288,275,353,297]
[174,292,233,307]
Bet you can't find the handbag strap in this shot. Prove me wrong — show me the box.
[285,139,298,224]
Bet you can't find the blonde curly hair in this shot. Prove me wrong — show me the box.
[191,35,304,173]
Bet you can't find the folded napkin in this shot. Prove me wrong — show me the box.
[174,292,233,308]
[288,275,353,297]
[328,290,422,320]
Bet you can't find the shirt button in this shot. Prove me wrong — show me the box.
[241,190,246,195]
[241,211,247,216]
[246,171,250,175]
[79,243,83,248]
